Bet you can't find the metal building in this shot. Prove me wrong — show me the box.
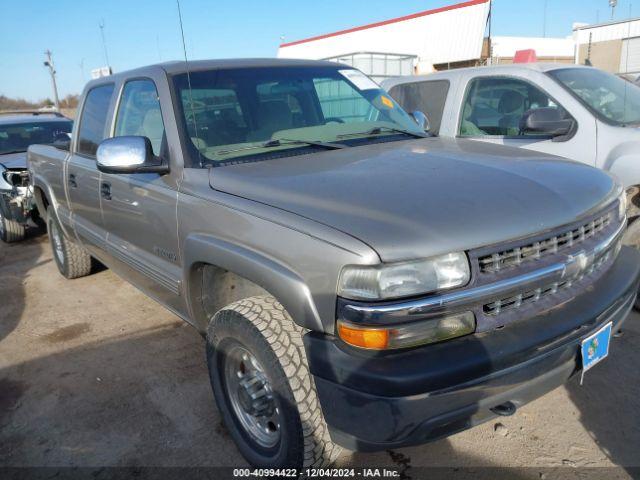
[277,0,492,80]
[574,18,640,75]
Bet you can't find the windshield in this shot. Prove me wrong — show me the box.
[172,66,424,165]
[549,68,640,126]
[0,120,72,155]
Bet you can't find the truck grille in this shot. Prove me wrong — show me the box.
[478,213,611,274]
[483,239,619,316]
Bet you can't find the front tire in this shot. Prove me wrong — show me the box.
[0,200,25,243]
[206,296,341,469]
[47,213,92,279]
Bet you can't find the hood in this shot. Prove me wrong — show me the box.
[0,151,27,170]
[209,137,616,262]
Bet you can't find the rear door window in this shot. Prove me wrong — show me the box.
[77,84,115,157]
[389,80,450,134]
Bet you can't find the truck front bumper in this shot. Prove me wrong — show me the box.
[304,246,640,452]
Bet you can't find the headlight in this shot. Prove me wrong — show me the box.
[337,311,476,350]
[337,252,470,300]
[618,189,627,221]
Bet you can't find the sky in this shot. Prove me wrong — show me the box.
[0,0,637,101]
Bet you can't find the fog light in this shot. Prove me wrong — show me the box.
[337,311,476,350]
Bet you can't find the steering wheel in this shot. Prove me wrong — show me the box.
[324,117,345,124]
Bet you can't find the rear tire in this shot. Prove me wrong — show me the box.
[47,213,92,279]
[206,295,341,469]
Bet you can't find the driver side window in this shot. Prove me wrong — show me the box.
[115,79,165,155]
[459,77,565,137]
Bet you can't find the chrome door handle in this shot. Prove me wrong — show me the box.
[68,173,77,188]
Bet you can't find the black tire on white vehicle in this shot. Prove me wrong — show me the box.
[0,199,25,243]
[47,213,92,279]
[206,295,341,469]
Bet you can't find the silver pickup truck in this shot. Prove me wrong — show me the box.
[28,59,640,469]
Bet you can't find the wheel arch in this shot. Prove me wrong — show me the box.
[183,233,324,334]
[32,185,50,219]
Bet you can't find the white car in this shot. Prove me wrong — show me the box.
[382,64,640,241]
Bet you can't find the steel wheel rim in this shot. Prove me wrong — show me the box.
[50,221,64,265]
[223,344,282,448]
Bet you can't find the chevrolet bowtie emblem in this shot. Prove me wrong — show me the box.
[563,251,593,279]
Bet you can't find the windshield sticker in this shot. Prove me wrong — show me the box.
[339,69,380,91]
[381,95,394,108]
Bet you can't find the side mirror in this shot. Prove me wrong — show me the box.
[96,136,169,175]
[410,111,431,132]
[53,132,71,151]
[520,108,576,140]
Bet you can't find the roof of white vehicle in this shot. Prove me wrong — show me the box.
[382,63,589,87]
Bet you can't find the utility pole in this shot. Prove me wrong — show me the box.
[610,0,618,20]
[43,50,60,111]
[487,0,493,65]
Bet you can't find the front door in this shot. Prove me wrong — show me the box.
[99,78,182,308]
[66,83,115,256]
[457,75,597,166]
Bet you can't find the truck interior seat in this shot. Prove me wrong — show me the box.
[248,100,293,141]
[498,90,525,136]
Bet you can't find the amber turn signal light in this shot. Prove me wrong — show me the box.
[337,322,389,350]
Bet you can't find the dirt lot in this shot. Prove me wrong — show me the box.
[1,230,640,479]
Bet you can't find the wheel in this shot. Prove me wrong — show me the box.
[0,200,25,243]
[47,213,92,279]
[622,217,640,310]
[206,296,341,469]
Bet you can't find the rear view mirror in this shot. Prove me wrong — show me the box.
[53,132,71,151]
[410,111,431,132]
[96,136,168,175]
[520,108,576,140]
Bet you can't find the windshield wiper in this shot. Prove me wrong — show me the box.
[214,138,348,156]
[337,126,428,139]
[0,149,27,155]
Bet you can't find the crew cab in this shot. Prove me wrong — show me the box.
[0,111,72,242]
[28,59,640,469]
[382,64,640,247]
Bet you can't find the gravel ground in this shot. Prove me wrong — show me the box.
[1,231,639,479]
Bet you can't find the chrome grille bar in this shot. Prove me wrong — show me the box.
[479,213,611,274]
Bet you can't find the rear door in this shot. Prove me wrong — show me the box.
[100,77,183,308]
[66,83,114,254]
[387,79,451,135]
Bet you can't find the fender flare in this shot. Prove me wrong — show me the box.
[182,233,324,332]
[604,144,640,190]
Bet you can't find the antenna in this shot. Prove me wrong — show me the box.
[176,0,202,166]
[99,19,111,71]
